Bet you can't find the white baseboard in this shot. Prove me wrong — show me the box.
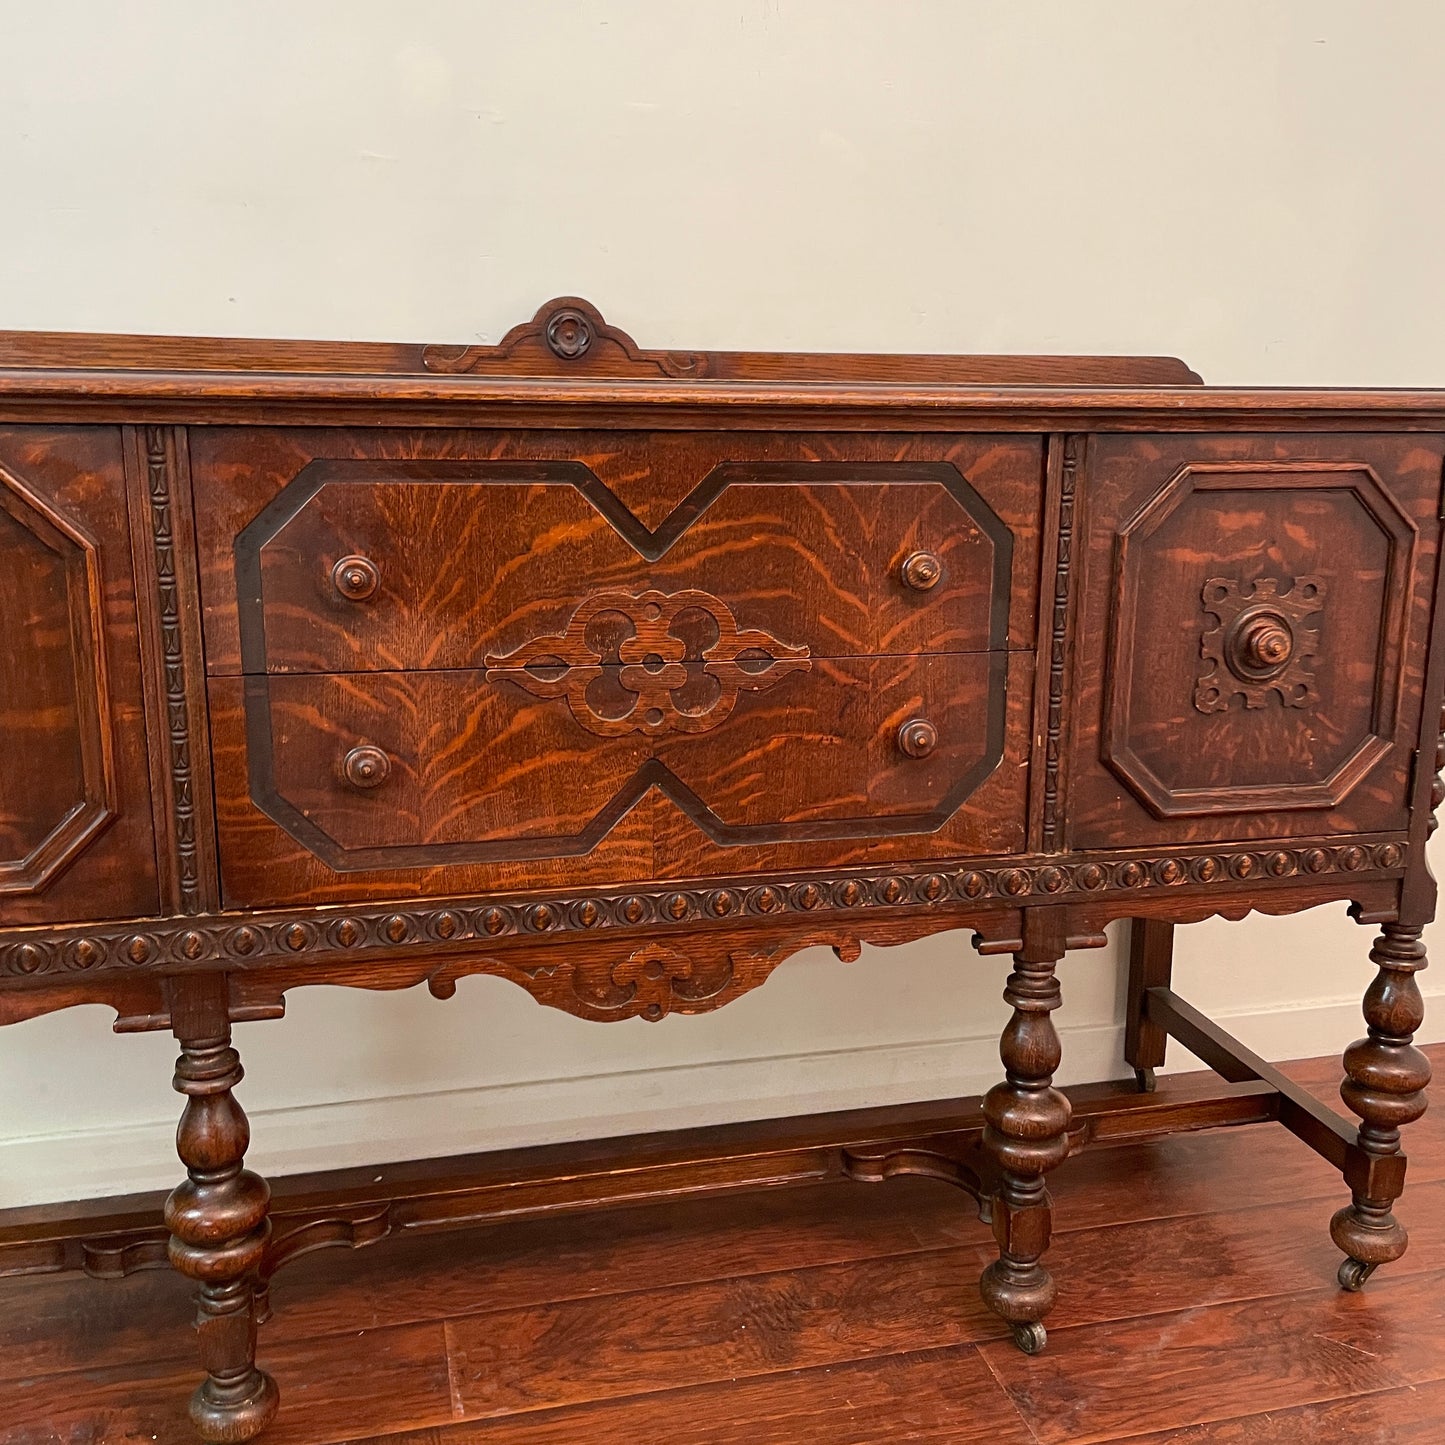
[2,989,1440,1209]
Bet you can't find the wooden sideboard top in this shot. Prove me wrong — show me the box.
[0,296,1203,386]
[0,295,1442,428]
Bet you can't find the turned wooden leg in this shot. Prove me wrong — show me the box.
[980,927,1072,1354]
[1125,918,1174,1093]
[1331,921,1432,1291]
[165,985,279,1441]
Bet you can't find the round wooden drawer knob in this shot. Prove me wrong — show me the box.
[897,718,938,759]
[343,745,391,790]
[1240,617,1292,669]
[332,554,380,602]
[900,551,943,591]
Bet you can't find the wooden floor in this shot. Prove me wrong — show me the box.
[2,1047,1442,1445]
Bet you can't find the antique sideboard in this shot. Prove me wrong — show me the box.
[0,299,1438,1440]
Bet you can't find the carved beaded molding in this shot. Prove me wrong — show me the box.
[1041,435,1080,850]
[0,840,1407,980]
[143,426,203,914]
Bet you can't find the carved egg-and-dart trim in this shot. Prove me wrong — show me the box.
[0,839,1413,980]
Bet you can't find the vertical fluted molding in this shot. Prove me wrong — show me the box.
[1331,921,1432,1283]
[165,1024,279,1440]
[979,938,1072,1350]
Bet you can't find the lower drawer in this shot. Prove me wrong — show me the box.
[209,649,1030,905]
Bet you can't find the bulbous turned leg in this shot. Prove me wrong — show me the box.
[1331,922,1432,1291]
[166,1017,279,1441]
[980,941,1071,1353]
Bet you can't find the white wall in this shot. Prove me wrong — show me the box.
[2,1,1444,1206]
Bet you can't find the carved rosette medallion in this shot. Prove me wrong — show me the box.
[1194,575,1325,714]
[486,588,810,738]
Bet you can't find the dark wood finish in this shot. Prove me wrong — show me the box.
[0,1046,1440,1445]
[164,974,278,1439]
[0,296,1203,385]
[1072,432,1441,846]
[0,1066,1285,1284]
[127,425,220,914]
[216,447,1036,674]
[213,650,1018,873]
[0,425,158,925]
[979,909,1072,1352]
[195,430,1043,673]
[1330,920,1434,1286]
[0,300,1440,1438]
[1124,917,1174,1088]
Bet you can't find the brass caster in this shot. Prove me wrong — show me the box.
[1134,1067,1157,1094]
[1010,1321,1047,1355]
[1337,1257,1379,1292]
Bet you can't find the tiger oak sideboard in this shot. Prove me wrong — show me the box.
[0,298,1438,1440]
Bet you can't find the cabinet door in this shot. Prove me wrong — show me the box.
[0,427,158,924]
[1069,433,1443,850]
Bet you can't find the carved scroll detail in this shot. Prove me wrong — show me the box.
[421,297,711,378]
[1195,575,1325,714]
[486,588,810,737]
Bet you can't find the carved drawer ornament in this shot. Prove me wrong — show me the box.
[1194,575,1325,714]
[485,587,810,738]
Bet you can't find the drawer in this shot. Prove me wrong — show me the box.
[198,428,1041,903]
[196,428,1044,673]
[1069,433,1443,849]
[212,650,1013,873]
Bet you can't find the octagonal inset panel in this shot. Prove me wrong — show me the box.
[1103,460,1415,817]
[0,464,116,892]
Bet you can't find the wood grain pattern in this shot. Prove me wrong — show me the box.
[0,426,157,925]
[1071,432,1445,847]
[0,296,1203,387]
[0,447,114,893]
[0,834,1406,991]
[195,429,1045,672]
[345,1346,1038,1445]
[0,1320,452,1445]
[127,424,220,914]
[210,651,1015,895]
[0,1047,1441,1443]
[233,461,1024,675]
[1,305,1444,1439]
[1111,1377,1445,1444]
[981,1269,1445,1444]
[202,626,1039,903]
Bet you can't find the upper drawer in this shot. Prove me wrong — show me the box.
[193,429,1044,674]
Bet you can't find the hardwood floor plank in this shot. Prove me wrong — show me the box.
[443,1247,998,1418]
[2,1046,1440,1441]
[2,1133,1438,1397]
[980,1269,1445,1445]
[0,1321,454,1445]
[1109,1374,1445,1442]
[1047,1176,1445,1329]
[338,1346,1037,1445]
[0,1177,983,1383]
